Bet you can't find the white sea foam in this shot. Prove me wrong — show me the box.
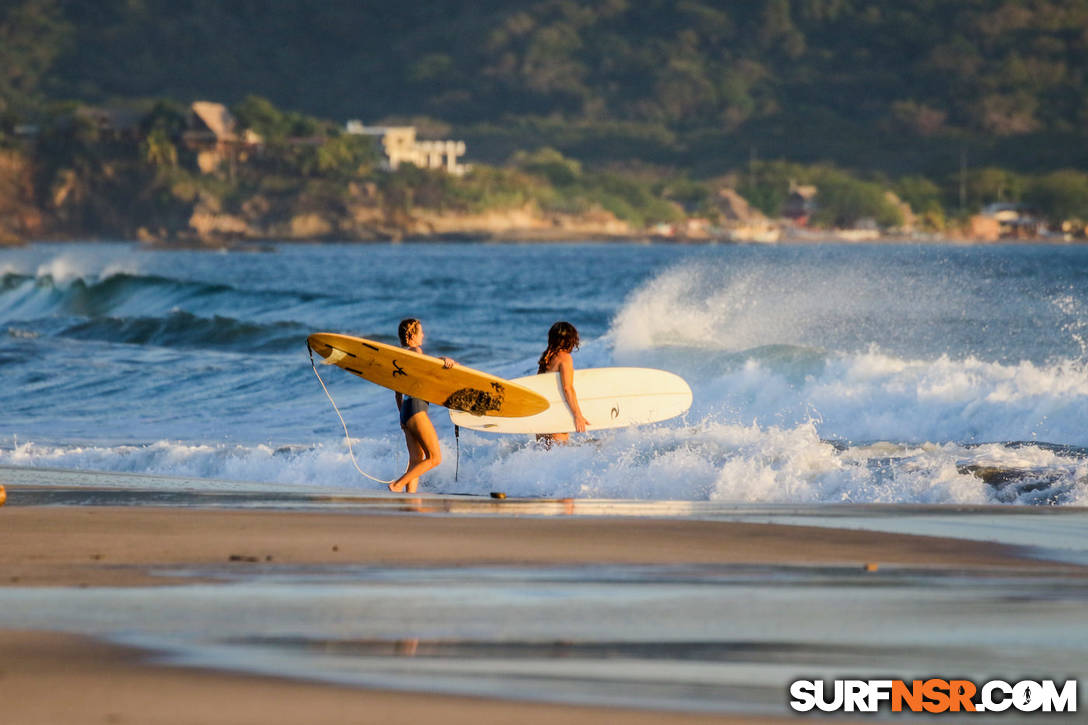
[674,349,1088,446]
[610,260,965,357]
[34,253,96,283]
[35,255,90,284]
[6,427,1083,506]
[1,438,408,489]
[609,258,1088,447]
[1054,292,1088,359]
[100,260,144,279]
[33,253,142,284]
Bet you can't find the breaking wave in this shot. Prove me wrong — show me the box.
[5,244,1088,506]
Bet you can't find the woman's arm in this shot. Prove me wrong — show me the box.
[415,343,455,369]
[557,353,589,433]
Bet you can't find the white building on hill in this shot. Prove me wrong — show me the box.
[345,121,468,176]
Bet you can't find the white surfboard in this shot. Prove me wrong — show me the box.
[449,367,692,434]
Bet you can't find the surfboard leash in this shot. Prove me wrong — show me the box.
[308,344,396,485]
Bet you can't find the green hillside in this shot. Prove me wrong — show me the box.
[4,0,1088,175]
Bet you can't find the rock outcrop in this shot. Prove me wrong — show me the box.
[0,152,43,245]
[171,195,632,245]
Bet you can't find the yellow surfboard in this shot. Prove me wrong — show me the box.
[307,332,550,417]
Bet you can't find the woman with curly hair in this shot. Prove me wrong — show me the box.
[537,321,589,446]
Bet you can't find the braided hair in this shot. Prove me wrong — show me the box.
[398,318,421,346]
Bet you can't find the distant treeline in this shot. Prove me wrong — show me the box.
[3,0,1088,178]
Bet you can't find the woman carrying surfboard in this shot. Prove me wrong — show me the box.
[390,318,455,493]
[537,321,589,446]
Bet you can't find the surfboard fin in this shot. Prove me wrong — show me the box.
[322,348,348,365]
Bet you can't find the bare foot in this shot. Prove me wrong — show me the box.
[388,481,406,493]
[402,497,425,513]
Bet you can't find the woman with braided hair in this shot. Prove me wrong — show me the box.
[390,317,455,492]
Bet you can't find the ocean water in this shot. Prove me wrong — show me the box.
[2,240,1088,506]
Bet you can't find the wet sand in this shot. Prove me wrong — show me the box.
[0,503,1043,588]
[1,629,795,725]
[2,498,1082,723]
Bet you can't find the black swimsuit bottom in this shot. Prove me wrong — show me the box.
[399,396,430,426]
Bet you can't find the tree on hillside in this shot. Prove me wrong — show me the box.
[232,96,323,141]
[811,169,903,229]
[1026,171,1088,223]
[514,147,582,186]
[0,0,69,116]
[737,160,811,217]
[314,135,380,179]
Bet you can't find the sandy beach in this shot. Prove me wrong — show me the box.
[3,629,786,725]
[0,502,1043,588]
[3,493,1084,723]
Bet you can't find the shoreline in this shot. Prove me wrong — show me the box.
[1,498,1078,589]
[3,629,791,725]
[3,495,1085,721]
[5,233,1086,249]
